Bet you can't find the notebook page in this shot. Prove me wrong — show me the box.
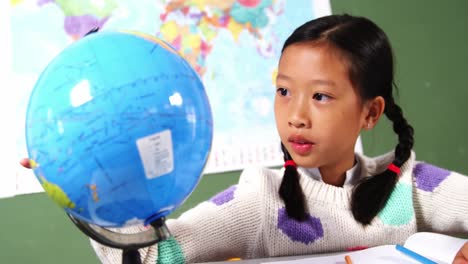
[262,245,423,264]
[404,232,468,264]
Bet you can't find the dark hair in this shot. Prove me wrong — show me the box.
[278,14,414,224]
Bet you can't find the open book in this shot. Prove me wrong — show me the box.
[263,232,467,264]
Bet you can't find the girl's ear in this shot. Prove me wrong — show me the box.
[363,96,385,130]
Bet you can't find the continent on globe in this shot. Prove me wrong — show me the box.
[40,175,76,209]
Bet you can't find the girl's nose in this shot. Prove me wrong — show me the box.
[288,97,311,128]
[288,118,307,128]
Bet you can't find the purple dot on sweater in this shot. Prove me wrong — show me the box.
[210,185,237,206]
[277,207,324,245]
[413,163,451,192]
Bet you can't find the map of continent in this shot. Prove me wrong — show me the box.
[10,0,327,195]
[21,0,282,76]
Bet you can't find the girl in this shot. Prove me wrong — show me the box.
[22,14,468,263]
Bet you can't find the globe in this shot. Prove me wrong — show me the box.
[25,31,213,228]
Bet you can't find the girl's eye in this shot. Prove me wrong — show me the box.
[276,88,290,96]
[313,93,331,101]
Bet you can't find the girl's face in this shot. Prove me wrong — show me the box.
[275,43,371,174]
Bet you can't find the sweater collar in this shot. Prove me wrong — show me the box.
[297,150,416,187]
[299,158,361,186]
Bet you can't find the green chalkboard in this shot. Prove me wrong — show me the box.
[332,0,468,174]
[2,1,468,263]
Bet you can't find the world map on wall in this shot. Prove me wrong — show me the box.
[11,0,324,193]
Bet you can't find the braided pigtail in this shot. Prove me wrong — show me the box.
[279,143,307,221]
[351,96,414,225]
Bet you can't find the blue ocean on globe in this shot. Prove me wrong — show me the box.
[25,31,213,227]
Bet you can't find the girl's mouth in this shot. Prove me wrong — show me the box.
[288,136,314,155]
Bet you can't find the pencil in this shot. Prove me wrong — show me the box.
[395,244,437,264]
[344,255,353,264]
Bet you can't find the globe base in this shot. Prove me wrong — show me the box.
[68,213,171,263]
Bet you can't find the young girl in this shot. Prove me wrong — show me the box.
[22,14,468,263]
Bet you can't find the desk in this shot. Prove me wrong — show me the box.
[196,253,342,264]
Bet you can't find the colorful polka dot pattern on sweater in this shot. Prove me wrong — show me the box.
[378,182,414,226]
[157,236,185,264]
[210,185,237,205]
[413,163,450,192]
[90,151,468,264]
[277,207,324,245]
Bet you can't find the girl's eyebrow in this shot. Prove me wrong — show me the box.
[276,73,290,80]
[308,79,337,87]
[277,73,337,88]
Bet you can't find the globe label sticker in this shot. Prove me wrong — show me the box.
[136,130,174,179]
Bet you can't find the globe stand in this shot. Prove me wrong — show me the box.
[68,214,170,264]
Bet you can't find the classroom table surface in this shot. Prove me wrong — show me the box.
[195,252,343,264]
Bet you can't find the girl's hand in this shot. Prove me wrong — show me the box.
[19,158,32,169]
[453,242,468,264]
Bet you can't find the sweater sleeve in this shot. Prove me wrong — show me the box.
[167,166,264,263]
[412,162,468,235]
[90,167,265,263]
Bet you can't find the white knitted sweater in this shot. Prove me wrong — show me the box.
[91,151,468,263]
